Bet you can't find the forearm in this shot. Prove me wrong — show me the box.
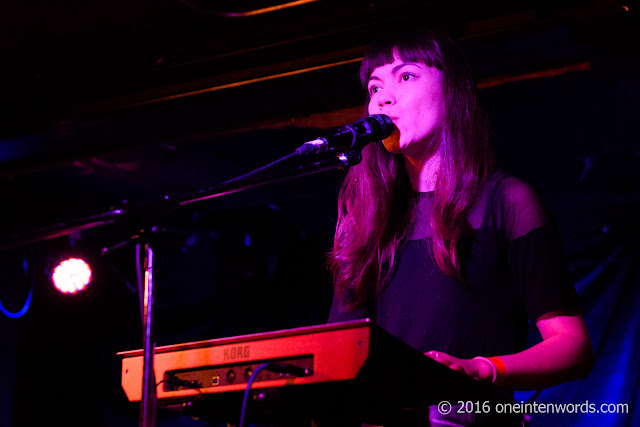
[494,331,594,390]
[427,313,595,390]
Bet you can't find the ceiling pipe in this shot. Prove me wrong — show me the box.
[178,0,320,17]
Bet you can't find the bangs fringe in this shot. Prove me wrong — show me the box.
[360,29,444,88]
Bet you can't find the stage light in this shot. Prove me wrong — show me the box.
[51,258,92,294]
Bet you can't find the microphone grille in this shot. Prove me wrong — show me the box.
[367,114,395,139]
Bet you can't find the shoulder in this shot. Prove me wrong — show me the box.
[483,171,551,239]
[494,173,545,213]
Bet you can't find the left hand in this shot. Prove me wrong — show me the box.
[425,350,494,383]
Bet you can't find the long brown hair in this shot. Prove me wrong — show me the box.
[328,29,495,311]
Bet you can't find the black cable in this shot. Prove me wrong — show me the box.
[239,362,271,427]
[238,362,313,427]
[156,376,202,391]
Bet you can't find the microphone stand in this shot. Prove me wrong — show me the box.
[143,149,364,426]
[138,149,362,427]
[0,146,364,427]
[177,150,361,206]
[140,241,156,427]
[103,228,162,427]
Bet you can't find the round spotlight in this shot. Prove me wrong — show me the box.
[52,258,92,294]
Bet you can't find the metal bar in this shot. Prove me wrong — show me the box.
[140,244,156,427]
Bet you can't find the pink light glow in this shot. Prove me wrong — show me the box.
[52,258,92,294]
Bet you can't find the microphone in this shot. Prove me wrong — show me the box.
[295,114,395,156]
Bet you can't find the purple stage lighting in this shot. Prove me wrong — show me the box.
[51,258,92,294]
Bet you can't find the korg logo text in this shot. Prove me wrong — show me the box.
[223,345,250,361]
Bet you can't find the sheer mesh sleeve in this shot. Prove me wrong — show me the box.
[496,177,580,321]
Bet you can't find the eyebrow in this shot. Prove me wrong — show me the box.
[368,62,420,84]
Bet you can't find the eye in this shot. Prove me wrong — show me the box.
[401,72,415,82]
[368,85,381,95]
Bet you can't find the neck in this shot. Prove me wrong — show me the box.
[403,152,441,192]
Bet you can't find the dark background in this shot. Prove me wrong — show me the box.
[0,1,638,426]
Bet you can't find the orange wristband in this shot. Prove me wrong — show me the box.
[473,357,497,383]
[488,356,506,380]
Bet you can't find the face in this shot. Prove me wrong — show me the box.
[367,55,444,157]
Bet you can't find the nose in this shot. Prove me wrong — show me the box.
[377,90,395,110]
